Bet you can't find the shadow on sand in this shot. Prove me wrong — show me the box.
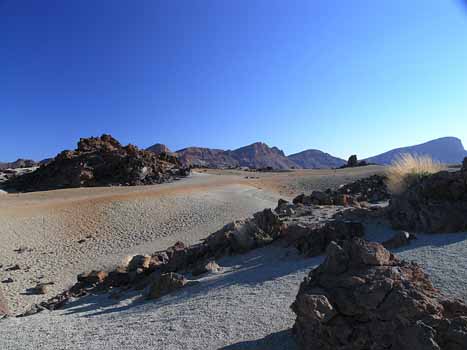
[217,329,298,350]
[60,244,324,318]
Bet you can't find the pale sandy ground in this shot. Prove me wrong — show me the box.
[4,166,466,350]
[0,172,281,315]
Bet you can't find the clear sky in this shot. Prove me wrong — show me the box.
[1,0,467,161]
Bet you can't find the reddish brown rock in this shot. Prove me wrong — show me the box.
[5,134,189,192]
[147,273,187,299]
[77,270,108,285]
[291,238,467,350]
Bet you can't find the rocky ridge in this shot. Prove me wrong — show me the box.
[3,135,189,192]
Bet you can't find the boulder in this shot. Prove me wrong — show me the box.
[127,255,151,271]
[291,238,467,350]
[191,260,221,276]
[382,231,414,249]
[77,270,108,285]
[291,220,365,257]
[347,155,358,167]
[147,272,187,299]
[388,168,467,232]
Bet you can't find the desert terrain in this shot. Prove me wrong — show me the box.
[2,165,467,349]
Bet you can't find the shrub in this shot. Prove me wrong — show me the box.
[386,153,443,194]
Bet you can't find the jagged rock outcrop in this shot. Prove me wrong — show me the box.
[388,159,467,232]
[292,238,467,350]
[4,134,189,192]
[292,174,389,206]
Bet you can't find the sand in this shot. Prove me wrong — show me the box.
[3,166,466,350]
[0,173,281,315]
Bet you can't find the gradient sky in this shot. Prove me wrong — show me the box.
[1,0,467,161]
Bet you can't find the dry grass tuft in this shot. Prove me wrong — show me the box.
[386,153,443,194]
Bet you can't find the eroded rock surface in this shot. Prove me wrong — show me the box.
[292,238,467,350]
[389,159,467,232]
[4,134,189,192]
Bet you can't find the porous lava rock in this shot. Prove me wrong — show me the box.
[292,175,389,207]
[389,159,467,232]
[291,238,467,350]
[5,134,189,192]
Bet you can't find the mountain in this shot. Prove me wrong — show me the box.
[146,143,172,155]
[366,137,467,165]
[228,142,299,170]
[0,159,38,170]
[173,142,300,169]
[175,147,239,168]
[288,149,346,169]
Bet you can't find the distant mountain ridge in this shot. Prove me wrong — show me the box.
[6,136,464,172]
[365,137,467,165]
[288,149,346,169]
[173,142,299,170]
[0,159,38,170]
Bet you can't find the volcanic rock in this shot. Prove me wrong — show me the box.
[388,163,467,232]
[291,238,467,350]
[191,260,221,276]
[147,272,187,299]
[4,134,189,192]
[77,270,108,286]
[382,230,414,249]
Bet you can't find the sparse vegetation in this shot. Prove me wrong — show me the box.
[386,153,443,194]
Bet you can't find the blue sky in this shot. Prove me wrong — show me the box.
[1,0,467,161]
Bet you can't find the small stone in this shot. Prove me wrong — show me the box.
[192,260,221,276]
[5,264,20,271]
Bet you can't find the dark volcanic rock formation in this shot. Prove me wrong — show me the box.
[288,149,345,169]
[366,136,467,165]
[293,174,389,206]
[388,159,467,233]
[4,134,189,192]
[292,238,467,350]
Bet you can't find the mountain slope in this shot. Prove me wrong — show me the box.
[175,147,239,168]
[229,142,300,170]
[146,143,172,155]
[366,137,467,165]
[173,142,301,169]
[0,159,38,170]
[288,149,346,169]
